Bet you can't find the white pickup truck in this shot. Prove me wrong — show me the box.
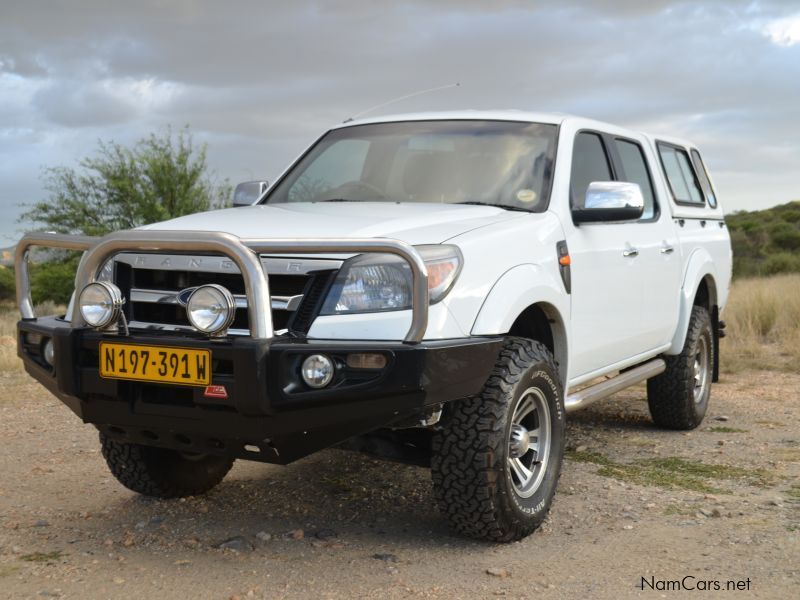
[16,111,732,542]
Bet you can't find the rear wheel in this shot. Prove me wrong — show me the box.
[431,338,565,542]
[647,305,713,430]
[100,433,234,498]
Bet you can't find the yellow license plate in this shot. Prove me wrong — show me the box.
[99,342,211,386]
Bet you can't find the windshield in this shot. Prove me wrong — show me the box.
[264,120,558,212]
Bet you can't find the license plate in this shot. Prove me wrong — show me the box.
[99,342,211,386]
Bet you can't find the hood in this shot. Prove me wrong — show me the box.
[142,202,523,245]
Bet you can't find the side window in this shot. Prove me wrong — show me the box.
[615,139,657,220]
[690,149,718,208]
[657,143,705,205]
[570,132,612,208]
[287,139,370,202]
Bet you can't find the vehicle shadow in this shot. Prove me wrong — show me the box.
[565,386,661,433]
[68,448,488,553]
[40,390,665,555]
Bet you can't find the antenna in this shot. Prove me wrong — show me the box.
[343,83,460,123]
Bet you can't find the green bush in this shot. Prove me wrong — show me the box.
[29,255,80,305]
[727,201,800,277]
[762,252,800,276]
[0,266,14,301]
[772,228,800,252]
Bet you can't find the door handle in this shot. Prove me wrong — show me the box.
[660,244,675,255]
[622,247,639,258]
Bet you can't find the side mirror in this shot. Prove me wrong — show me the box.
[233,180,269,207]
[572,181,644,224]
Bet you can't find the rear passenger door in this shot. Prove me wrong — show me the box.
[615,138,682,351]
[567,132,681,378]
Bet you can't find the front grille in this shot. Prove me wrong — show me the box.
[113,253,341,335]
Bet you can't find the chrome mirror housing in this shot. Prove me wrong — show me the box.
[233,180,269,207]
[573,181,645,224]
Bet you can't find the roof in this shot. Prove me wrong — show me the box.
[332,110,571,129]
[332,110,686,146]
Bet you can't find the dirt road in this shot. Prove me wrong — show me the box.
[1,370,797,599]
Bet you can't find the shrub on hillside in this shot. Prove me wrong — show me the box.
[727,201,800,277]
[762,252,800,276]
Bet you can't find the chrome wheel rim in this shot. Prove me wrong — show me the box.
[507,387,551,498]
[693,335,710,404]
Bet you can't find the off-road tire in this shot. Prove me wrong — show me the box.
[100,433,234,498]
[431,338,565,542]
[647,305,714,430]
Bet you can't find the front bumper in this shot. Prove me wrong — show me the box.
[18,317,502,464]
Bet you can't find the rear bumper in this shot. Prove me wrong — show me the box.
[18,317,502,464]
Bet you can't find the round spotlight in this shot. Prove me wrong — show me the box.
[301,354,334,389]
[42,338,55,366]
[186,284,236,335]
[79,281,124,329]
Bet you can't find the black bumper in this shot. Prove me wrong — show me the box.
[18,317,503,464]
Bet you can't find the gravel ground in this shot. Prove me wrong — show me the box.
[0,369,797,599]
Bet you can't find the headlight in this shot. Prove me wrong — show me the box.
[78,282,125,329]
[320,245,462,315]
[97,259,115,283]
[186,284,236,335]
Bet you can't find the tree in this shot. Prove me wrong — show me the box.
[0,266,14,302]
[21,127,231,236]
[20,128,231,304]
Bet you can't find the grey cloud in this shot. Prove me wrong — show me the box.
[31,80,139,127]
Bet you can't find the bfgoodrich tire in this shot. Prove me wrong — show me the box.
[647,305,714,430]
[100,433,234,498]
[431,338,566,542]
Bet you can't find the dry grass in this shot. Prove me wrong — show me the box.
[722,274,800,373]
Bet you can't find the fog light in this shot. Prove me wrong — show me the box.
[301,354,334,389]
[346,353,387,370]
[78,282,124,329]
[42,338,55,366]
[186,284,236,335]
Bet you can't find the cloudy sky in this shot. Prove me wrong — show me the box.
[1,0,799,243]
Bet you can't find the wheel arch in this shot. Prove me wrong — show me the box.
[668,248,719,356]
[470,264,569,387]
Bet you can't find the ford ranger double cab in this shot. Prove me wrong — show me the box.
[16,111,732,542]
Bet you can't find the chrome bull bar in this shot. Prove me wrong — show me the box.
[15,231,430,343]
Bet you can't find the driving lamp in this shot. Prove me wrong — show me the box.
[78,281,125,329]
[186,284,236,335]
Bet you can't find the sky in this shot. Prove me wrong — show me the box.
[1,0,799,243]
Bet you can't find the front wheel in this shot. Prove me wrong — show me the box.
[431,338,565,542]
[100,433,234,498]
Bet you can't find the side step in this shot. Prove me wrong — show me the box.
[565,359,666,414]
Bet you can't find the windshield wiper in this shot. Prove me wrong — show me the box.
[316,198,361,202]
[456,201,531,213]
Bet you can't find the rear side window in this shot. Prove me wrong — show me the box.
[690,149,718,208]
[657,143,705,205]
[570,132,612,208]
[615,139,657,220]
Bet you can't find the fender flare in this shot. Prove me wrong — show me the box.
[668,248,718,354]
[470,264,570,384]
